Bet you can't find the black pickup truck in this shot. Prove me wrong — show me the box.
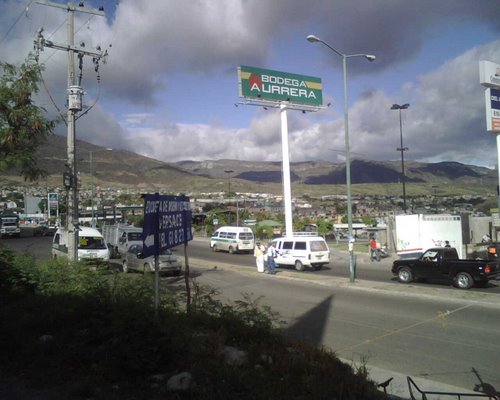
[391,247,500,289]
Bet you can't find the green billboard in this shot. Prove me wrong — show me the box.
[238,65,323,107]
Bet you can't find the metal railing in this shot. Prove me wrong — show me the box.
[407,377,499,400]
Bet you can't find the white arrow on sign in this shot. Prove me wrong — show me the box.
[144,234,154,248]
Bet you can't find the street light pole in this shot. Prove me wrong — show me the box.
[224,170,234,225]
[391,103,410,213]
[307,34,375,283]
[83,148,112,228]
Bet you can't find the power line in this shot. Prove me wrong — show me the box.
[0,0,35,46]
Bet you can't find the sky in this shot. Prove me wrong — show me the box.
[1,0,500,168]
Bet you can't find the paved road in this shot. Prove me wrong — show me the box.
[187,236,500,294]
[3,231,500,399]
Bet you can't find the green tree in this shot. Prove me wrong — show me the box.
[316,219,332,237]
[362,216,377,227]
[0,54,59,181]
[255,225,273,240]
[37,198,47,213]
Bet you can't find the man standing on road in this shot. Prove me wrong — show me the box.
[266,242,277,275]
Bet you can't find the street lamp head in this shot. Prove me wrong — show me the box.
[391,103,410,110]
[306,34,321,43]
[365,54,376,62]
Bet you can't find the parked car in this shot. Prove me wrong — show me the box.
[121,244,182,275]
[391,247,500,289]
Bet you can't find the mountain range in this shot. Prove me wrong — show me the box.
[0,135,496,197]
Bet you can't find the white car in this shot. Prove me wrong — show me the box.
[122,244,182,275]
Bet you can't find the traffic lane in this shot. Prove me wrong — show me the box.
[2,234,499,294]
[0,232,53,260]
[188,263,500,393]
[181,239,500,294]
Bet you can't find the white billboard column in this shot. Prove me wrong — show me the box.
[280,104,293,237]
[497,134,500,212]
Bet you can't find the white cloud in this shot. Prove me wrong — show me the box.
[1,0,499,167]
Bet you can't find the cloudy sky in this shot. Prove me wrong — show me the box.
[1,0,499,167]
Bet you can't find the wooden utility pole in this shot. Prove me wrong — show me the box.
[34,1,107,260]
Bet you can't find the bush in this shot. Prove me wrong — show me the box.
[0,247,386,399]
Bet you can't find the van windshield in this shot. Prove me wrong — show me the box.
[79,236,107,250]
[239,233,253,240]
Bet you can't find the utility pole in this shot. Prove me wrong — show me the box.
[34,1,108,261]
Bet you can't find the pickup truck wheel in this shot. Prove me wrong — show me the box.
[398,267,413,283]
[295,260,305,272]
[122,261,129,273]
[454,272,473,289]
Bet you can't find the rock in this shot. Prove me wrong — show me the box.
[167,372,193,391]
[223,346,248,366]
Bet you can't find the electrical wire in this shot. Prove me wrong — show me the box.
[40,73,67,126]
[0,0,35,46]
[76,68,101,121]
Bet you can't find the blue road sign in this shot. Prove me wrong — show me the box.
[142,194,192,258]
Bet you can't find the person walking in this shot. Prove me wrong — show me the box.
[266,242,277,274]
[369,237,380,262]
[253,241,265,273]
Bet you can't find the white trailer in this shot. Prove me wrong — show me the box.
[102,224,143,258]
[395,214,463,259]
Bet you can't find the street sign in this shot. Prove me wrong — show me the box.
[142,194,193,258]
[238,65,322,107]
[479,60,500,88]
[485,87,500,133]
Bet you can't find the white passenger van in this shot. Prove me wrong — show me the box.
[272,233,330,271]
[52,226,110,264]
[210,226,255,254]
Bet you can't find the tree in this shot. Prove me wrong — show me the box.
[37,198,47,214]
[0,54,59,181]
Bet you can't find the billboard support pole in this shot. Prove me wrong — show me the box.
[280,104,293,237]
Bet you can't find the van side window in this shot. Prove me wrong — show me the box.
[282,241,293,250]
[227,232,236,239]
[294,241,307,250]
[220,232,227,238]
[211,232,219,238]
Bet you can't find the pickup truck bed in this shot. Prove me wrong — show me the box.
[391,247,500,289]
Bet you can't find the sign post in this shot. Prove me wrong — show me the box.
[237,66,323,236]
[142,194,192,311]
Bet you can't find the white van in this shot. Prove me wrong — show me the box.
[52,226,110,264]
[210,226,255,254]
[272,233,330,271]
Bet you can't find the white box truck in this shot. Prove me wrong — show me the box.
[395,214,463,259]
[102,224,143,259]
